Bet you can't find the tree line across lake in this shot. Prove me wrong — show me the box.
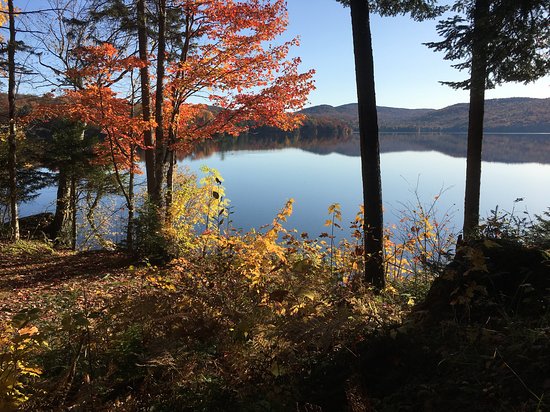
[301,97,550,133]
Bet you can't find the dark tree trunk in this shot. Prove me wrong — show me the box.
[463,0,489,239]
[349,0,385,290]
[165,145,175,223]
[127,74,137,252]
[70,175,77,250]
[137,0,156,199]
[49,168,71,242]
[153,0,167,206]
[127,146,135,252]
[7,0,19,241]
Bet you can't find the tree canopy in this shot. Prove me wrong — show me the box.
[426,0,550,89]
[337,0,444,19]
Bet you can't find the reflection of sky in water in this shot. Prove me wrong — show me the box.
[183,148,550,237]
[20,147,550,239]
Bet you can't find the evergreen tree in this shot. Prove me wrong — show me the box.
[426,0,550,238]
[31,119,96,245]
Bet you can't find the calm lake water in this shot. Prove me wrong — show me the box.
[22,133,550,239]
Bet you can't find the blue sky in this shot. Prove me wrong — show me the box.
[284,0,549,109]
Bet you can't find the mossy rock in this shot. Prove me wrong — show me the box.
[1,212,54,240]
[0,238,55,257]
[419,239,550,321]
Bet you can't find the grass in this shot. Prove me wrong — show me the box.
[0,239,55,257]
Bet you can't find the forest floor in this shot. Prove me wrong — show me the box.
[0,242,135,326]
[1,239,549,411]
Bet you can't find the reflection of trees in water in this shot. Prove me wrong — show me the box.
[380,133,550,164]
[184,130,353,161]
[187,132,550,164]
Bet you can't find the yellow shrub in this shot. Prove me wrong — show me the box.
[0,312,46,411]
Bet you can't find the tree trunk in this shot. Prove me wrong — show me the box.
[137,0,156,199]
[70,175,77,250]
[152,0,167,206]
[126,73,138,252]
[7,0,19,241]
[49,168,71,242]
[165,145,175,223]
[127,146,135,252]
[463,0,489,239]
[349,0,385,290]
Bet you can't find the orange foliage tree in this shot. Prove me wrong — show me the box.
[35,44,151,174]
[144,0,315,209]
[32,0,313,249]
[62,44,152,173]
[32,43,153,248]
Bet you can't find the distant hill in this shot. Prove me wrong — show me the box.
[301,104,435,129]
[2,94,547,135]
[301,97,550,133]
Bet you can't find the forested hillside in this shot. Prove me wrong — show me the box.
[0,94,352,140]
[302,97,550,133]
[3,95,547,137]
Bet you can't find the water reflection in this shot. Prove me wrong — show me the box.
[20,133,550,242]
[180,133,550,238]
[189,132,550,165]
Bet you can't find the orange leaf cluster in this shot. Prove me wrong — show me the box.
[164,0,315,151]
[33,44,153,172]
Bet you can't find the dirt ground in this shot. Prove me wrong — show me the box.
[0,245,135,325]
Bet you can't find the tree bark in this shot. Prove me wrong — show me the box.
[165,144,175,222]
[70,175,77,250]
[127,145,135,252]
[349,0,385,290]
[49,168,71,242]
[137,0,156,199]
[7,0,19,241]
[152,0,167,206]
[463,0,489,239]
[126,72,138,252]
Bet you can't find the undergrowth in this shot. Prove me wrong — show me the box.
[3,169,548,410]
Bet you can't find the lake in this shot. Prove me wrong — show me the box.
[21,132,550,240]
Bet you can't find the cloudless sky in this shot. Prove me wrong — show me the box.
[283,0,550,109]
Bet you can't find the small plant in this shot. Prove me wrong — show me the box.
[323,203,342,276]
[135,166,231,261]
[480,199,533,242]
[390,188,457,280]
[0,309,46,411]
[134,199,170,262]
[527,208,550,248]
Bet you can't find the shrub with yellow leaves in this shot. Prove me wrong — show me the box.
[0,309,46,411]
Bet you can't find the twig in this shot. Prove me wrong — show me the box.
[494,348,544,405]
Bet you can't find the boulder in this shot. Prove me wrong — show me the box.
[419,239,550,321]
